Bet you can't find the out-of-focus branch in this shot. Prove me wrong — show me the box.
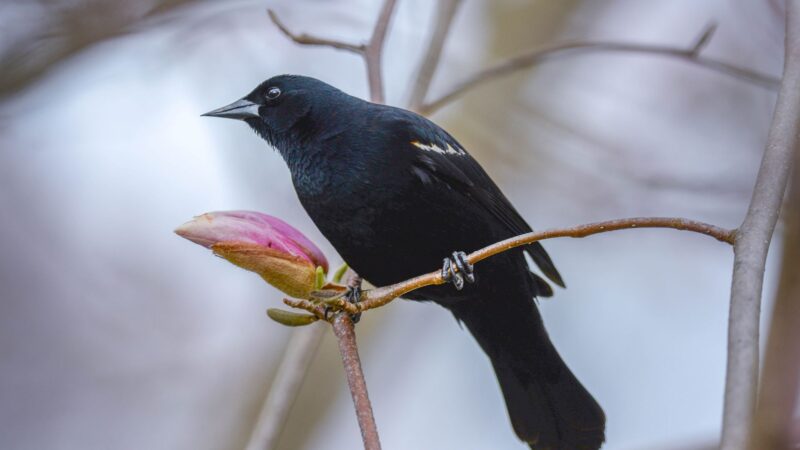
[750,116,800,449]
[266,10,365,54]
[268,0,397,103]
[420,24,781,115]
[0,0,199,100]
[244,324,326,450]
[287,217,735,317]
[720,2,800,448]
[406,0,462,111]
[364,0,397,103]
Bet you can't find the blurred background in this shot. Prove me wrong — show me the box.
[0,0,788,449]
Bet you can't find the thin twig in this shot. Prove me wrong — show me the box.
[244,324,326,450]
[288,217,735,317]
[331,313,381,450]
[267,10,365,53]
[268,0,397,104]
[420,24,780,115]
[364,0,397,104]
[406,0,462,111]
[720,2,800,448]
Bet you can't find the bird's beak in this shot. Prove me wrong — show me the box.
[202,98,261,120]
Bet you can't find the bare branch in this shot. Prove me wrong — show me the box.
[0,0,200,100]
[406,0,463,111]
[720,2,800,448]
[331,313,381,450]
[267,9,365,54]
[420,29,781,115]
[286,217,735,317]
[690,22,718,56]
[363,0,398,103]
[750,119,800,449]
[244,324,326,450]
[268,1,396,104]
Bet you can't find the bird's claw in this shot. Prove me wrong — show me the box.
[346,284,362,323]
[323,284,362,323]
[441,251,475,290]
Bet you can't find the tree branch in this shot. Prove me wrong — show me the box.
[719,2,800,448]
[287,217,735,318]
[0,0,200,100]
[406,0,462,111]
[244,324,326,450]
[331,313,381,450]
[364,0,397,104]
[267,10,365,53]
[750,110,800,449]
[268,0,397,104]
[420,24,781,115]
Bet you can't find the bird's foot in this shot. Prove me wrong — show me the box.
[441,251,475,290]
[323,284,362,323]
[345,284,362,323]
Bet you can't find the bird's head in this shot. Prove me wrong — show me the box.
[203,75,346,151]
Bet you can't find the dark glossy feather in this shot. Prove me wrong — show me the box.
[386,109,565,288]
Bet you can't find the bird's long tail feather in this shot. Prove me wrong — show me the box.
[447,292,605,449]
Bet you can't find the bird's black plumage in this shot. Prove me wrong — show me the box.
[205,75,605,449]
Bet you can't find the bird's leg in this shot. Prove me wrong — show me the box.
[441,251,475,290]
[345,283,362,323]
[324,277,363,323]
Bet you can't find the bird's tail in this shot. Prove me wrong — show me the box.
[447,293,605,449]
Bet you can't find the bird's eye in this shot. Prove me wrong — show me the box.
[266,87,281,100]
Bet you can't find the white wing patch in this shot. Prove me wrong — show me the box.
[411,141,466,156]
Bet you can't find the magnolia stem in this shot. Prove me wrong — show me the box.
[331,313,381,450]
[286,217,735,318]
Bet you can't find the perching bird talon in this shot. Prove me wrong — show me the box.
[345,284,362,323]
[322,284,361,323]
[441,251,475,290]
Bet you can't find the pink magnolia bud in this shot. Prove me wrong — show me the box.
[175,211,329,298]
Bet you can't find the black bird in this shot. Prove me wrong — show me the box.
[204,75,605,449]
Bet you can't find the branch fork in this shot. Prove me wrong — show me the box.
[268,0,397,104]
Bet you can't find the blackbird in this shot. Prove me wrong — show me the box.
[204,75,605,449]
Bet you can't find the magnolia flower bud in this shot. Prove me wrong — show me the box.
[175,211,328,298]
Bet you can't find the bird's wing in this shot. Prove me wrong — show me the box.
[387,111,565,289]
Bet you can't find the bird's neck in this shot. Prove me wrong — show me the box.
[274,98,364,169]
